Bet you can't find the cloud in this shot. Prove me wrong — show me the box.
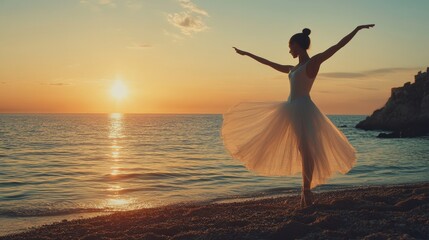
[168,0,209,36]
[318,72,366,79]
[80,0,116,9]
[364,67,421,75]
[318,67,422,80]
[47,82,71,87]
[270,67,422,82]
[41,82,72,86]
[179,0,209,16]
[97,0,113,5]
[315,90,335,93]
[351,86,380,91]
[127,43,152,50]
[168,12,208,35]
[80,0,145,10]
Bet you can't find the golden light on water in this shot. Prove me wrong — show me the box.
[110,169,120,176]
[110,80,128,101]
[103,113,132,210]
[109,114,123,139]
[107,198,131,207]
[109,114,123,177]
[109,115,123,161]
[99,197,135,211]
[110,112,123,120]
[111,151,120,160]
[102,113,155,211]
[107,185,124,192]
[111,145,121,150]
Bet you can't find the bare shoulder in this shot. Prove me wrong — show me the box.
[308,54,324,65]
[305,57,321,79]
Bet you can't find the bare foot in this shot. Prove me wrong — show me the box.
[300,188,314,208]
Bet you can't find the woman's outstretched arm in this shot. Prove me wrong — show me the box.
[233,47,293,74]
[307,24,375,78]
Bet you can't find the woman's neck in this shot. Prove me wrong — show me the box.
[298,52,310,64]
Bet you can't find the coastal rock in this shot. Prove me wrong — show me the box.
[356,67,429,138]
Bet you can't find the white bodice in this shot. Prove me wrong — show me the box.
[287,61,316,102]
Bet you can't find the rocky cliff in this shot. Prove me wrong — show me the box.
[355,67,429,138]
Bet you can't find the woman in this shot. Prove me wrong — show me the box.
[221,25,374,207]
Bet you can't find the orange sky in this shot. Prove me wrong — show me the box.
[0,0,428,114]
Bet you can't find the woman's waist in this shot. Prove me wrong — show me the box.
[287,94,311,102]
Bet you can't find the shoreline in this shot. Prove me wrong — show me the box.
[1,182,428,240]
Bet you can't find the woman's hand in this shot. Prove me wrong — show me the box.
[233,47,248,56]
[356,24,375,31]
[232,47,292,73]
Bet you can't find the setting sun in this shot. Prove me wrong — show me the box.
[111,80,128,101]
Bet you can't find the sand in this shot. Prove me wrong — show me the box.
[2,183,428,240]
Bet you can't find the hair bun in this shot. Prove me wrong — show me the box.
[302,28,311,36]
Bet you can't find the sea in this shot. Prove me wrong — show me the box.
[0,114,428,235]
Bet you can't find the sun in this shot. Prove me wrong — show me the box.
[111,80,128,101]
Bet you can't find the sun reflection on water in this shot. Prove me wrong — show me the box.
[106,198,131,208]
[110,169,120,176]
[107,185,124,192]
[110,140,122,161]
[109,113,124,139]
[101,113,154,211]
[104,113,134,210]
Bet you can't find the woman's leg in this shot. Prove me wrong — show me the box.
[299,144,314,207]
[302,152,314,190]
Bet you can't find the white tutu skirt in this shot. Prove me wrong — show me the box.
[221,96,357,189]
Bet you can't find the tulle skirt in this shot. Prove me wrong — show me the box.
[221,96,357,189]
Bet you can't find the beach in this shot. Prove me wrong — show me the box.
[2,182,428,240]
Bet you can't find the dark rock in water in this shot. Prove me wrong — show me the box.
[339,125,347,128]
[356,67,429,138]
[378,132,400,138]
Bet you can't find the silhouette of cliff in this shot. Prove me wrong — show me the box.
[355,67,429,138]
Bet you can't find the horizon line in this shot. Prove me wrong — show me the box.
[0,112,369,116]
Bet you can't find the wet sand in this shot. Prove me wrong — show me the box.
[2,183,428,240]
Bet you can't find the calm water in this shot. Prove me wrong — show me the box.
[0,114,428,234]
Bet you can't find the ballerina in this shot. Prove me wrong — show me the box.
[222,25,375,207]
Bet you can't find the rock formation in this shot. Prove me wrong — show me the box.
[355,67,429,138]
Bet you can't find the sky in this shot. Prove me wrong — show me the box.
[0,0,428,114]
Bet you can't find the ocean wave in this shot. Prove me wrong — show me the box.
[101,172,189,181]
[1,114,428,229]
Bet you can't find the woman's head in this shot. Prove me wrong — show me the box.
[289,28,311,58]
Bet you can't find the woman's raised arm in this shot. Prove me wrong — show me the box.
[233,47,293,74]
[307,24,375,78]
